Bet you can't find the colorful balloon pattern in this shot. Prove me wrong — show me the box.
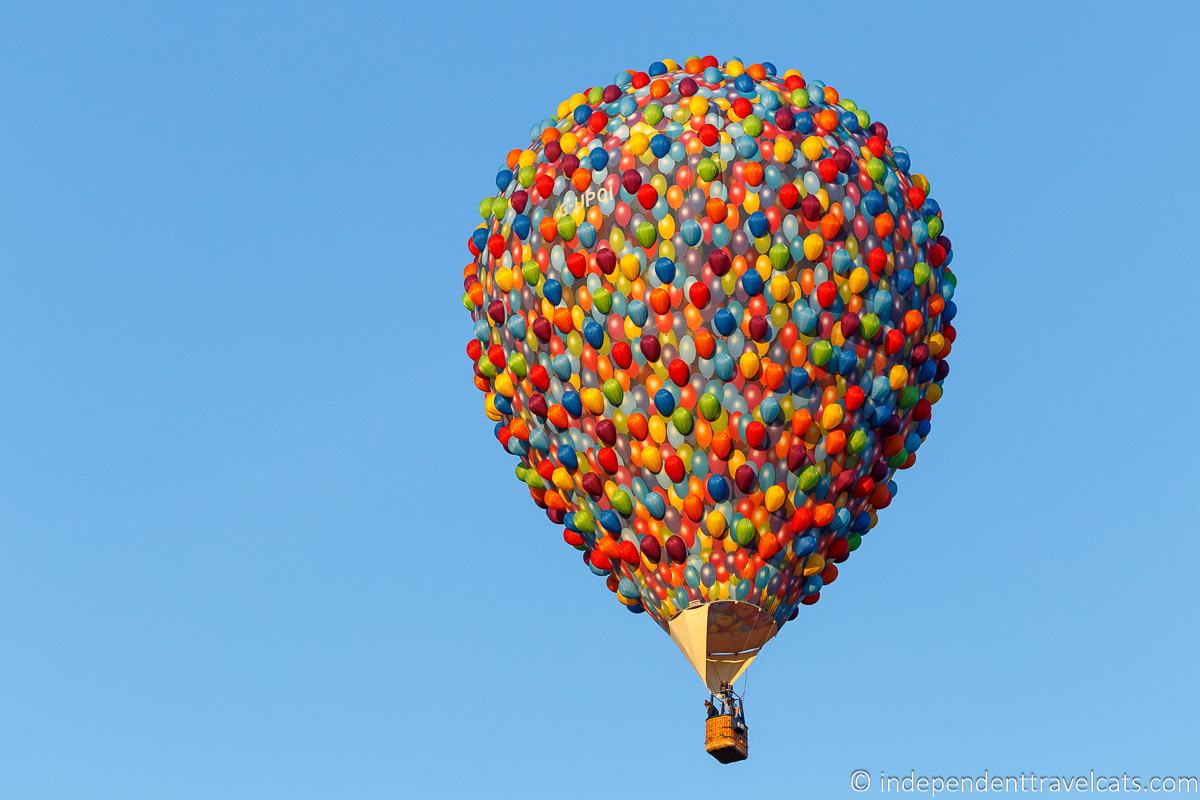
[462,56,956,637]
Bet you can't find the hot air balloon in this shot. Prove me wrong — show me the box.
[461,56,956,763]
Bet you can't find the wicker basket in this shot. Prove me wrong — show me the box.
[705,714,749,763]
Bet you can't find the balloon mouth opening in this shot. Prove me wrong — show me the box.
[668,600,778,693]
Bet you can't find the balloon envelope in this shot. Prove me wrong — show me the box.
[461,56,956,688]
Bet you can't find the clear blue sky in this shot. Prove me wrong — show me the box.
[2,2,1197,798]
